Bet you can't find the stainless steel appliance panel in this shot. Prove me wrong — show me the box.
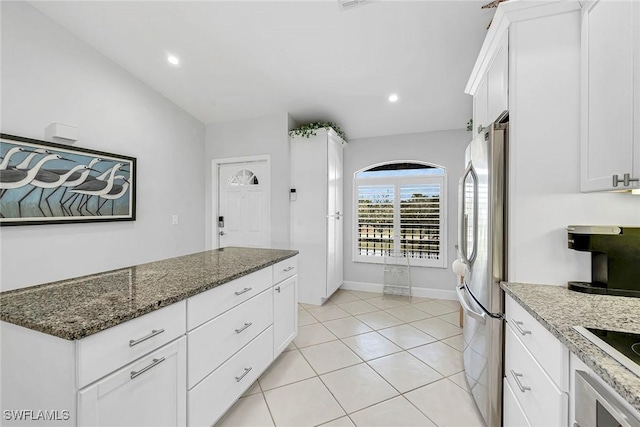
[457,122,508,427]
[574,370,640,427]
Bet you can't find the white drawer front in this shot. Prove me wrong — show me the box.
[77,301,186,388]
[188,326,273,427]
[506,295,568,390]
[187,288,273,388]
[78,337,186,427]
[505,325,568,427]
[503,377,532,427]
[187,268,272,331]
[272,256,298,285]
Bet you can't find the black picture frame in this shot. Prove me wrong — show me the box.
[0,133,136,226]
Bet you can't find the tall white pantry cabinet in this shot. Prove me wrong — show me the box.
[290,127,346,306]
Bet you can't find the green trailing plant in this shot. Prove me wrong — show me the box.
[466,118,473,132]
[289,121,347,142]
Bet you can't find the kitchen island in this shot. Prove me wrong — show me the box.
[502,282,640,416]
[1,247,299,427]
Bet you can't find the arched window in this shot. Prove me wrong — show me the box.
[228,169,259,186]
[354,161,446,268]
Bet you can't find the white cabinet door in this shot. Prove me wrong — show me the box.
[290,131,329,305]
[474,77,489,134]
[503,378,532,427]
[487,32,509,124]
[327,136,344,297]
[505,325,568,427]
[78,338,186,427]
[581,0,638,191]
[273,275,298,357]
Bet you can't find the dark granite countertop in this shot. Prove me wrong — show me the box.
[502,282,640,412]
[0,247,298,341]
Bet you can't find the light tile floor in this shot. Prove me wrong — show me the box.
[215,289,485,427]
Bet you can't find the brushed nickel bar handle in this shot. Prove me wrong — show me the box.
[235,322,252,334]
[234,287,252,296]
[512,320,532,336]
[130,357,165,380]
[624,173,639,186]
[283,267,294,272]
[129,329,165,347]
[235,367,252,382]
[510,370,531,392]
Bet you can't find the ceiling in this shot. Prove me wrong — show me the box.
[29,1,492,140]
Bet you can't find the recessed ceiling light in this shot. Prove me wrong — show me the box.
[388,94,399,103]
[167,55,180,66]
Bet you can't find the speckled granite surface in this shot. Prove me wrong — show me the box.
[502,282,640,412]
[0,247,297,340]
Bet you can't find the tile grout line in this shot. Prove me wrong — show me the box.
[281,290,467,427]
[227,291,466,427]
[331,291,463,426]
[258,389,278,427]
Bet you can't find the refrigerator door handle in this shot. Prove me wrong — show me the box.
[456,284,487,324]
[458,176,468,265]
[458,165,478,266]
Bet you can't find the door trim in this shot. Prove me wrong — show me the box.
[211,155,271,249]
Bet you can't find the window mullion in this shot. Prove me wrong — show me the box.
[393,180,401,256]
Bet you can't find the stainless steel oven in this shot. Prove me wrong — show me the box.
[574,370,640,427]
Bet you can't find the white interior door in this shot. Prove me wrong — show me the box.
[218,161,269,248]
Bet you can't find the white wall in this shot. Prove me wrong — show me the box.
[508,10,640,286]
[0,2,206,291]
[343,129,470,298]
[205,113,291,250]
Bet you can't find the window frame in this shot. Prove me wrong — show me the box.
[352,161,447,268]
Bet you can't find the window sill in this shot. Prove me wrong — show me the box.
[352,256,447,269]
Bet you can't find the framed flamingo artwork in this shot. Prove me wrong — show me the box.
[0,134,136,226]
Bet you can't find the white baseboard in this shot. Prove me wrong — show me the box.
[341,281,457,301]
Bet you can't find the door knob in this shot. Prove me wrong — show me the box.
[219,231,225,236]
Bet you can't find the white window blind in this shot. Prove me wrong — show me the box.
[354,164,446,268]
[399,183,442,261]
[357,184,395,256]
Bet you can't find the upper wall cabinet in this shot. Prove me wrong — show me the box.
[486,32,509,126]
[474,78,489,134]
[471,31,509,134]
[581,0,640,192]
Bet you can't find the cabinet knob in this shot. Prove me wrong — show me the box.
[275,286,281,293]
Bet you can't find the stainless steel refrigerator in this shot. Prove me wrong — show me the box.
[456,121,508,427]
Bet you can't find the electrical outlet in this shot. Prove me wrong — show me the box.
[172,215,179,225]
